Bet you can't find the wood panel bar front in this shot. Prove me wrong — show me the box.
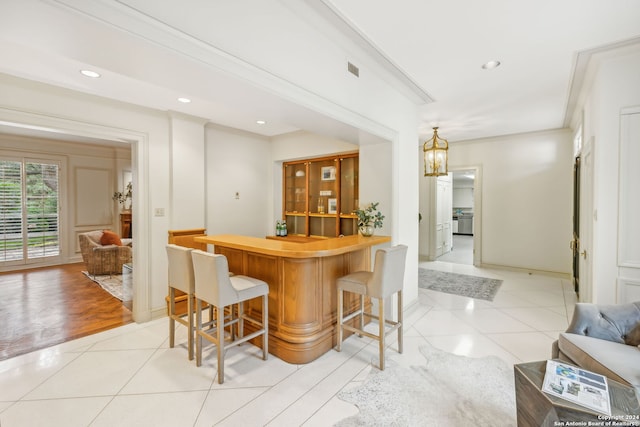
[194,234,390,364]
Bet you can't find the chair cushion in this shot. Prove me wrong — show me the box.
[567,302,640,343]
[84,230,104,245]
[100,230,122,246]
[231,275,269,301]
[337,271,372,295]
[558,332,640,390]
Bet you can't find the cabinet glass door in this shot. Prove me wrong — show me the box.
[284,162,307,213]
[309,158,338,237]
[284,162,307,235]
[340,156,358,214]
[339,156,358,235]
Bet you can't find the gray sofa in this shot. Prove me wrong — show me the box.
[552,301,640,394]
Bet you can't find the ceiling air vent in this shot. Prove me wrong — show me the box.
[347,62,359,77]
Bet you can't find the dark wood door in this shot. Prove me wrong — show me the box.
[571,156,580,296]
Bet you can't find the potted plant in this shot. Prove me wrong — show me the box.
[112,182,132,211]
[354,202,384,237]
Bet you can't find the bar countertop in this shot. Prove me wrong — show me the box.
[194,234,391,258]
[194,233,390,363]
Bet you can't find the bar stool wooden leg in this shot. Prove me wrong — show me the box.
[169,288,176,349]
[216,304,225,384]
[187,293,193,360]
[336,287,344,352]
[262,295,269,360]
[237,301,244,340]
[379,297,385,371]
[358,294,364,337]
[398,290,403,354]
[196,298,203,367]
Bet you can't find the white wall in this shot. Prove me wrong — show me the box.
[359,142,393,239]
[169,113,206,230]
[452,188,473,209]
[205,124,271,237]
[448,129,574,274]
[270,130,359,161]
[577,49,640,303]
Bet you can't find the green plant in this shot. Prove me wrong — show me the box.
[355,202,384,229]
[112,182,132,205]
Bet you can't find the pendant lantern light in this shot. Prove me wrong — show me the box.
[423,127,449,177]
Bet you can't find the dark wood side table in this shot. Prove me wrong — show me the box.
[120,212,132,238]
[514,360,640,426]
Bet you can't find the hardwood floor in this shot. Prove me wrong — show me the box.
[0,263,133,361]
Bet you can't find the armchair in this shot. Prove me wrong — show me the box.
[79,230,132,276]
[552,301,640,393]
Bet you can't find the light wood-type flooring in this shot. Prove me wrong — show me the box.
[0,263,133,361]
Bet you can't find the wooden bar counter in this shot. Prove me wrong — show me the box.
[194,234,391,364]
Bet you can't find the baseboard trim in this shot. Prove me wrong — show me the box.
[403,296,420,318]
[150,306,167,321]
[479,262,571,279]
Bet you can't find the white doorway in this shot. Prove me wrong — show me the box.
[438,234,474,264]
[0,109,149,322]
[422,166,481,266]
[435,169,474,265]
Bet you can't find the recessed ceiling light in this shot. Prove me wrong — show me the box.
[177,97,191,103]
[256,120,266,125]
[481,60,501,70]
[80,69,101,78]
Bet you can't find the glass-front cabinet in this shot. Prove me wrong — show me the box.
[282,153,358,238]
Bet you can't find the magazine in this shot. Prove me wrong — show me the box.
[542,360,612,416]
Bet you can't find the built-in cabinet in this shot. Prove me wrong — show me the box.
[283,153,358,238]
[120,212,132,238]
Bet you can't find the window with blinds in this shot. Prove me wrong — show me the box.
[0,159,60,264]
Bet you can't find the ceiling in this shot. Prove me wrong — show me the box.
[1,0,640,146]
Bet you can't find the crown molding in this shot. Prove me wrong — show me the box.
[564,36,640,128]
[298,0,435,105]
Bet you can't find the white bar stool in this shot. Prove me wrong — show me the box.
[336,244,408,370]
[191,250,269,384]
[166,244,197,360]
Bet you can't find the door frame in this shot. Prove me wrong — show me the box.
[571,155,581,296]
[426,165,482,266]
[0,107,150,322]
[576,129,594,303]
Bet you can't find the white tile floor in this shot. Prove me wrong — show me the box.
[436,234,474,264]
[0,260,576,427]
